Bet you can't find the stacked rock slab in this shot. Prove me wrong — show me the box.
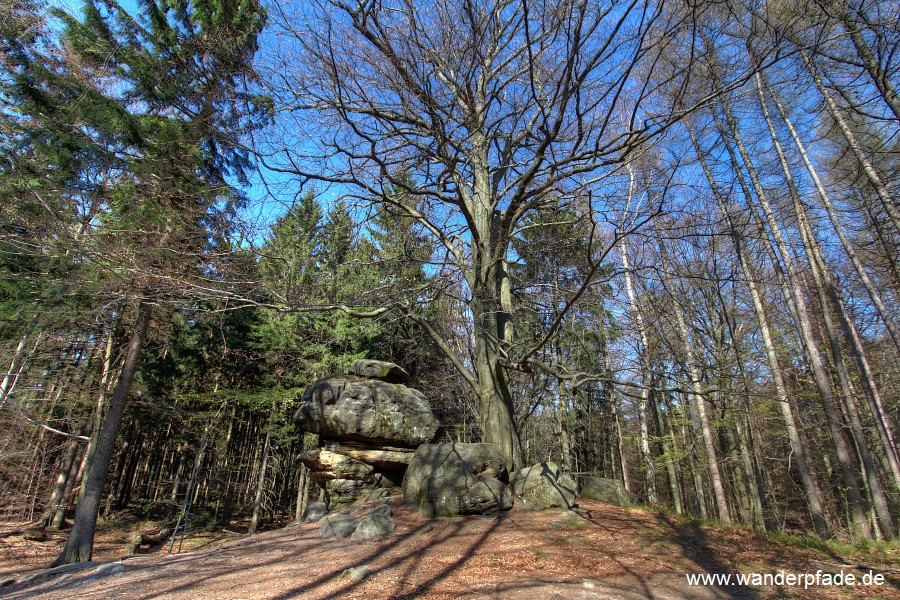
[294,360,440,509]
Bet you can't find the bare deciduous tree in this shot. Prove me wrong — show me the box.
[263,0,719,468]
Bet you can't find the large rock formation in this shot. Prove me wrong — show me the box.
[402,442,513,517]
[294,360,439,509]
[295,376,438,447]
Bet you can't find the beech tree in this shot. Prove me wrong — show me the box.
[262,0,726,469]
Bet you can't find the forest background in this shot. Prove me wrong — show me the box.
[1,0,899,565]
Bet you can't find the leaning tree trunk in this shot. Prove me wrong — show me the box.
[78,325,117,505]
[802,52,900,237]
[713,93,872,540]
[755,77,896,539]
[762,73,900,488]
[687,123,832,538]
[52,302,151,566]
[829,1,900,122]
[763,73,900,357]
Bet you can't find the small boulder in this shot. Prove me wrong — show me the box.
[93,563,126,577]
[325,478,372,509]
[351,510,395,540]
[301,501,329,523]
[320,513,360,539]
[344,566,371,581]
[402,443,511,517]
[579,476,633,506]
[510,462,577,510]
[329,444,416,473]
[349,359,410,384]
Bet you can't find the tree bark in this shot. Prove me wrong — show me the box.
[760,73,900,490]
[754,75,896,539]
[77,325,117,505]
[713,90,872,539]
[619,227,657,504]
[248,427,271,535]
[52,301,151,566]
[802,51,900,237]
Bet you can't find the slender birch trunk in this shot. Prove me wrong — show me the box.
[762,73,900,356]
[695,119,833,535]
[654,224,731,525]
[620,202,657,503]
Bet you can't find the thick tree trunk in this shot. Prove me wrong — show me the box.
[473,281,524,471]
[52,301,151,566]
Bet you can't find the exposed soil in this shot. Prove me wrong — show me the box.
[2,498,898,599]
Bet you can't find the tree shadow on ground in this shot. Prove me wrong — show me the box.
[269,513,504,599]
[658,515,757,599]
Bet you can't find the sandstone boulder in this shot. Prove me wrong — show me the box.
[580,476,633,506]
[402,443,512,517]
[301,501,329,523]
[320,513,359,539]
[348,359,410,384]
[301,449,375,482]
[510,462,577,510]
[294,377,439,448]
[350,504,395,540]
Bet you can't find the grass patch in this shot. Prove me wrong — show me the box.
[767,532,900,568]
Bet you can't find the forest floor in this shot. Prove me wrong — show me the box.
[1,497,898,599]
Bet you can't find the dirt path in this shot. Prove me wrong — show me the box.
[2,499,897,599]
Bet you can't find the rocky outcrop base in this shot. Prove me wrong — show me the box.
[293,361,439,509]
[402,443,513,517]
